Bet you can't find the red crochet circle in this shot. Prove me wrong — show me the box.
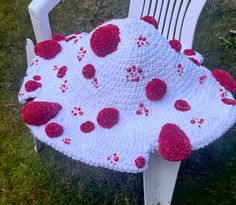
[34,40,62,60]
[25,80,42,92]
[141,16,159,29]
[189,57,200,66]
[57,66,68,78]
[145,79,167,101]
[74,31,81,35]
[80,121,95,133]
[52,33,66,42]
[97,108,119,129]
[82,64,96,79]
[222,98,236,105]
[135,156,146,169]
[22,101,62,126]
[169,39,182,52]
[174,100,191,111]
[183,49,196,56]
[33,75,41,81]
[45,122,64,138]
[212,69,236,93]
[90,24,120,57]
[158,123,192,161]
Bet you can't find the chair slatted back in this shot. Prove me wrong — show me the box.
[128,0,206,49]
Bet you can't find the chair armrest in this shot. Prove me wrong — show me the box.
[28,0,61,42]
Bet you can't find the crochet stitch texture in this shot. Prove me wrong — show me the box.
[18,17,236,173]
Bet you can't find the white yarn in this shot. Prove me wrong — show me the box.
[18,18,236,173]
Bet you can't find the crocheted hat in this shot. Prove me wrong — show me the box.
[18,16,236,173]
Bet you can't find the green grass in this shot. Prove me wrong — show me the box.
[0,0,236,204]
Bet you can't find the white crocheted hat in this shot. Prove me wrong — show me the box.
[18,16,236,173]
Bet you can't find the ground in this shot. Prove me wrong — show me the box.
[0,0,236,204]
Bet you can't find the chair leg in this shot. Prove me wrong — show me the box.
[33,137,43,152]
[25,39,43,153]
[26,38,35,66]
[143,152,181,205]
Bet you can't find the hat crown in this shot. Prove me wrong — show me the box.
[74,18,182,109]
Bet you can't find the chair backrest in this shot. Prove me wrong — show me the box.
[28,0,206,49]
[128,0,206,49]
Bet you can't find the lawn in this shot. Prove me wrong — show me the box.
[0,0,236,204]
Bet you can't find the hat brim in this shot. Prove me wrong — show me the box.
[19,25,236,173]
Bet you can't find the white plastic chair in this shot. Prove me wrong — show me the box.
[26,0,207,204]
